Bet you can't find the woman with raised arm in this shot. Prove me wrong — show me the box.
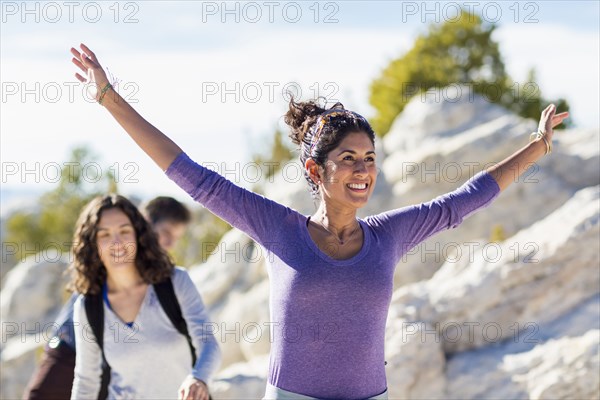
[71,43,568,400]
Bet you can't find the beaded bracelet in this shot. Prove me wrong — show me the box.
[529,130,552,155]
[98,82,113,105]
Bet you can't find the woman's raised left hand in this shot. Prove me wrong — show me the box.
[538,103,569,141]
[70,43,110,102]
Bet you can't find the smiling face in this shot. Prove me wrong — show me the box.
[317,131,377,209]
[95,207,138,273]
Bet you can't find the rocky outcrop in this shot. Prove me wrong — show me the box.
[382,184,600,399]
[0,254,70,399]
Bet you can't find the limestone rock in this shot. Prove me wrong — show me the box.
[1,253,70,342]
[445,295,600,399]
[210,354,269,399]
[384,320,446,399]
[0,336,41,400]
[390,185,600,353]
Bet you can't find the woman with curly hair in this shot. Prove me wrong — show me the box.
[70,43,568,399]
[69,194,221,400]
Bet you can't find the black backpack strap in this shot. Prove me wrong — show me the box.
[154,277,197,366]
[83,293,111,400]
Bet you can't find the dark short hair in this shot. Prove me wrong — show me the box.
[143,196,191,225]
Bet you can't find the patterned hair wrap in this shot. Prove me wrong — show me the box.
[308,108,369,156]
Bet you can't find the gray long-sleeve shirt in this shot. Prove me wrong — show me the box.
[165,152,501,399]
[71,267,222,399]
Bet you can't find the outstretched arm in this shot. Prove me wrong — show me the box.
[70,43,181,171]
[71,44,298,249]
[486,104,569,192]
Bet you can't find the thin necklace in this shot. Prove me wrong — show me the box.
[318,217,360,245]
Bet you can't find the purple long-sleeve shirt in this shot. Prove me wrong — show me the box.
[166,152,500,399]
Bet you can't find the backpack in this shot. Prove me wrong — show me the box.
[84,277,197,400]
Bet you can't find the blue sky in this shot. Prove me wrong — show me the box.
[1,1,599,211]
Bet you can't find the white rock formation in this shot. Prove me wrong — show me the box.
[384,320,446,399]
[0,335,40,400]
[0,253,70,398]
[389,185,600,353]
[380,185,600,398]
[445,295,600,399]
[382,87,599,285]
[209,354,269,398]
[1,254,70,341]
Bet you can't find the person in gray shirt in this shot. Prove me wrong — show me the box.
[23,196,201,399]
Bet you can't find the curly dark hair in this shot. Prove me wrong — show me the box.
[283,95,376,199]
[68,194,174,295]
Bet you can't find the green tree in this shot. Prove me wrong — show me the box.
[251,128,295,193]
[369,10,570,136]
[4,147,117,264]
[173,209,232,266]
[505,68,569,128]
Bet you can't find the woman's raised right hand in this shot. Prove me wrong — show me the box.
[70,43,110,101]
